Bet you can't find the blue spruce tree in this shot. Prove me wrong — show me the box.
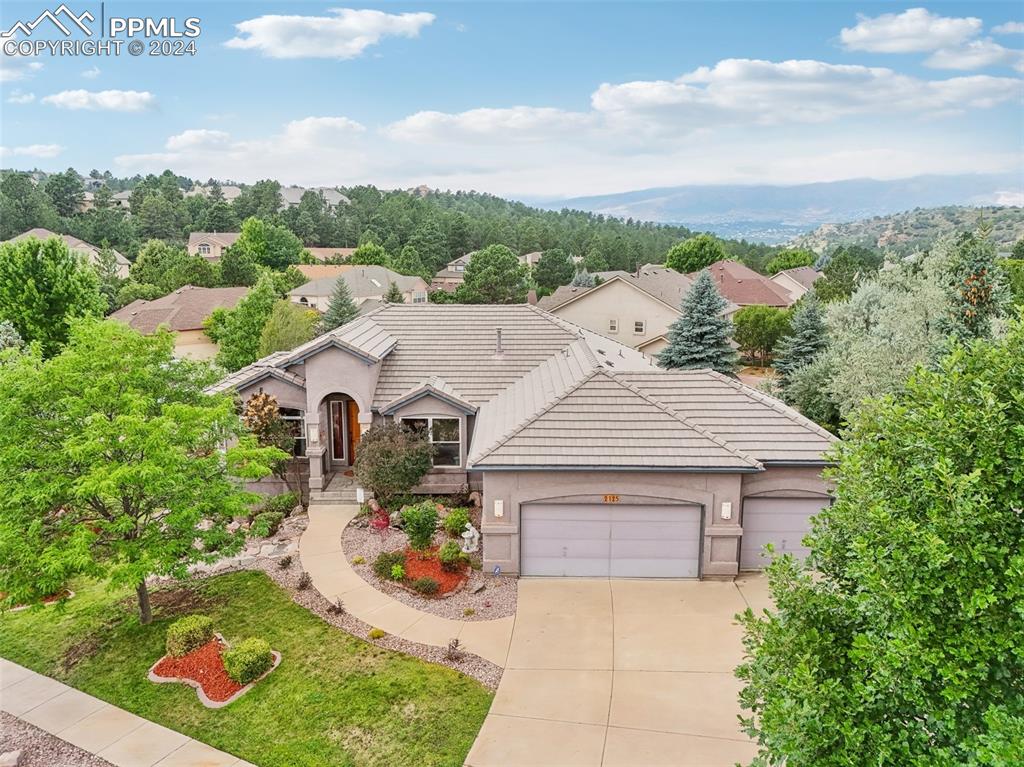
[657,269,736,373]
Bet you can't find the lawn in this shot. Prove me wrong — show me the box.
[0,570,493,767]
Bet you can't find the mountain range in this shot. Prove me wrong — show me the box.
[537,174,1024,244]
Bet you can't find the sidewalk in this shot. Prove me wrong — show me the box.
[1,658,254,767]
[300,505,514,667]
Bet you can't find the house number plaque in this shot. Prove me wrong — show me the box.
[603,494,620,503]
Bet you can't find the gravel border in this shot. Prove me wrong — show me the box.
[342,518,517,622]
[0,711,114,767]
[154,515,503,690]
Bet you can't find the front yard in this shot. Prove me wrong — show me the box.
[0,570,493,767]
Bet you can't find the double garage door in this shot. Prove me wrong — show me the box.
[739,497,829,570]
[521,503,702,578]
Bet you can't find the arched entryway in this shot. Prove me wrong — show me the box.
[326,395,361,467]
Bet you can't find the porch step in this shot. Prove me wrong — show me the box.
[310,491,359,505]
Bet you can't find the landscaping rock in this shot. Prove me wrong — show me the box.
[0,750,23,767]
[472,583,486,594]
[0,713,112,767]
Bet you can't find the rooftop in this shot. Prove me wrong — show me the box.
[693,260,794,307]
[110,285,249,333]
[290,266,426,299]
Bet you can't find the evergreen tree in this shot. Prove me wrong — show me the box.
[774,293,826,386]
[570,269,596,288]
[321,276,359,330]
[534,248,575,290]
[43,168,85,217]
[392,245,427,279]
[0,320,23,352]
[455,244,529,304]
[383,282,405,303]
[656,270,736,373]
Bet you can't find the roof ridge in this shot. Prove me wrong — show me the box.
[607,372,763,469]
[469,365,601,466]
[702,369,838,443]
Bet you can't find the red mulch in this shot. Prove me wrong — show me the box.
[2,589,72,609]
[403,547,467,595]
[152,639,243,702]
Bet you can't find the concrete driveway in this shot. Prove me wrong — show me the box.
[466,576,770,767]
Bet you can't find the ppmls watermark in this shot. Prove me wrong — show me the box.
[1,3,201,58]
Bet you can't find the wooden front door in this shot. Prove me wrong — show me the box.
[346,400,360,464]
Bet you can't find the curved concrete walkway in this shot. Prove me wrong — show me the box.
[299,505,514,667]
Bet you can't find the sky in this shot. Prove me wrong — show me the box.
[0,1,1022,199]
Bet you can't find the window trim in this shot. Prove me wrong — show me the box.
[608,318,619,333]
[633,320,646,335]
[198,243,211,255]
[400,415,462,467]
[279,407,306,457]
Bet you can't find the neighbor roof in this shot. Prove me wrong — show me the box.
[280,186,350,207]
[289,266,425,299]
[6,228,130,270]
[773,266,821,290]
[110,285,248,334]
[188,232,240,249]
[538,267,698,312]
[694,260,793,307]
[304,247,357,262]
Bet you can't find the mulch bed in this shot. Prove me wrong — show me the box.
[151,638,243,703]
[401,547,468,596]
[3,589,74,612]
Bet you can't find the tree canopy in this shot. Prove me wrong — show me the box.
[656,270,736,373]
[665,234,726,274]
[455,245,529,304]
[321,276,359,331]
[207,274,278,371]
[533,248,575,290]
[258,299,319,356]
[764,249,815,275]
[732,305,791,364]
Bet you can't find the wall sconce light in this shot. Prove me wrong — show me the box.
[721,501,733,520]
[494,499,504,518]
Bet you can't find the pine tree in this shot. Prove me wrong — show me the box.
[383,282,405,303]
[321,276,359,330]
[774,293,826,386]
[657,270,736,373]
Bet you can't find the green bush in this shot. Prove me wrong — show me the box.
[401,501,439,551]
[263,491,298,516]
[223,637,273,685]
[412,577,439,595]
[165,615,214,658]
[442,507,470,537]
[373,551,405,579]
[439,540,467,572]
[249,511,284,538]
[352,422,433,506]
[390,563,406,581]
[368,628,385,640]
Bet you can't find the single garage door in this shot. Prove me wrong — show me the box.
[521,503,702,578]
[740,497,830,570]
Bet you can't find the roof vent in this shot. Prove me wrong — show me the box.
[495,327,504,356]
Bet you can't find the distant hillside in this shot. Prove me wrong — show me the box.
[539,174,1022,244]
[791,206,1024,255]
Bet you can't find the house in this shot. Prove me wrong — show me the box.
[5,228,131,278]
[288,265,428,311]
[694,260,795,308]
[111,191,132,211]
[208,304,835,579]
[771,266,821,302]
[536,266,738,355]
[187,232,240,262]
[280,186,350,209]
[184,184,242,203]
[431,250,542,292]
[304,247,357,262]
[110,285,248,360]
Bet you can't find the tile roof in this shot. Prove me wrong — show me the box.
[773,266,821,290]
[538,267,697,312]
[379,376,478,415]
[304,247,357,262]
[280,186,350,207]
[289,266,426,299]
[110,286,249,333]
[692,260,794,307]
[187,232,240,249]
[6,228,130,269]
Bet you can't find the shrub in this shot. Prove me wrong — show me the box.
[249,511,284,538]
[278,554,292,569]
[401,502,439,551]
[445,637,462,660]
[368,628,385,640]
[297,571,311,590]
[351,555,365,565]
[353,422,433,506]
[165,615,214,658]
[223,637,273,685]
[373,551,405,579]
[412,576,440,595]
[439,540,467,572]
[463,608,475,617]
[390,563,405,581]
[263,491,298,516]
[443,507,470,537]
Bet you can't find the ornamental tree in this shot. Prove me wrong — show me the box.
[258,300,318,356]
[0,320,284,623]
[664,234,725,273]
[353,421,433,508]
[732,305,791,364]
[0,235,106,357]
[737,316,1024,766]
[242,391,304,502]
[657,270,736,373]
[764,249,815,275]
[208,273,277,371]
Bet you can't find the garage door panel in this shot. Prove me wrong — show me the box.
[740,497,828,570]
[522,503,702,578]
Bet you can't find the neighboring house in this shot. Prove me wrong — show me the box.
[693,260,795,308]
[110,285,248,360]
[77,191,95,213]
[185,184,243,203]
[187,232,240,262]
[536,266,738,355]
[5,228,131,278]
[111,191,132,211]
[208,304,835,579]
[288,265,428,311]
[431,250,541,292]
[304,247,357,262]
[771,266,821,302]
[280,186,351,209]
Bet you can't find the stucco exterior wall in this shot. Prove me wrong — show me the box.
[480,465,830,578]
[172,329,219,360]
[551,280,679,350]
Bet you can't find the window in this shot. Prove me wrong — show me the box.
[455,264,465,272]
[608,318,619,333]
[634,320,646,334]
[279,408,306,457]
[401,416,460,467]
[412,292,427,304]
[198,243,211,255]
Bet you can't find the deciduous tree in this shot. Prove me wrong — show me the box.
[665,234,726,273]
[209,274,277,371]
[732,305,791,364]
[764,249,815,275]
[258,300,318,356]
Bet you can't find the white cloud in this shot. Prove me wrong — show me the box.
[280,116,365,145]
[225,8,435,59]
[6,89,35,104]
[41,89,156,111]
[926,39,1024,71]
[81,65,101,79]
[164,129,232,152]
[0,55,43,82]
[385,106,594,143]
[0,143,63,159]
[992,21,1024,35]
[840,8,982,53]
